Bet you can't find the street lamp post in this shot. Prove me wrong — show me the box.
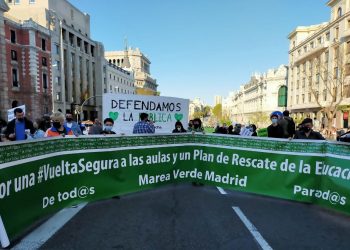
[80,95,102,121]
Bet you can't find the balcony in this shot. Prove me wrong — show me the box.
[294,41,330,65]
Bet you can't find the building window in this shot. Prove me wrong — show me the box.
[334,47,339,60]
[54,60,60,70]
[338,7,342,18]
[10,30,16,43]
[308,93,311,102]
[42,38,46,51]
[55,44,60,55]
[29,0,35,3]
[7,0,13,3]
[14,0,20,4]
[91,46,94,57]
[296,95,299,104]
[12,68,18,87]
[335,27,339,39]
[69,33,74,47]
[11,50,17,61]
[84,41,88,54]
[310,41,314,49]
[323,89,327,101]
[43,73,48,89]
[42,57,47,66]
[326,32,330,41]
[334,67,339,79]
[55,76,61,86]
[317,37,322,45]
[56,92,61,101]
[277,86,287,107]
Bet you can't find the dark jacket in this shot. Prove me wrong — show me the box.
[294,130,325,140]
[5,118,35,141]
[267,124,284,138]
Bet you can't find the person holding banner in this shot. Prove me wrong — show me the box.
[267,112,284,138]
[45,112,74,137]
[294,118,325,140]
[172,121,187,133]
[188,118,204,133]
[101,118,117,135]
[133,113,155,134]
[5,108,35,141]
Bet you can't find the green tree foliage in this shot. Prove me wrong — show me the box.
[212,104,222,120]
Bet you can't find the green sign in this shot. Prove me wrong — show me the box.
[0,134,349,245]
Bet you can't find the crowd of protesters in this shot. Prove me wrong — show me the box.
[1,106,349,143]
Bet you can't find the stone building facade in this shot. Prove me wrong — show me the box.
[223,65,288,127]
[6,0,105,120]
[0,0,52,120]
[288,0,350,128]
[105,48,158,96]
[103,60,135,95]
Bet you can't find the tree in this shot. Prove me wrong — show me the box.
[203,105,211,118]
[302,45,350,134]
[212,104,222,120]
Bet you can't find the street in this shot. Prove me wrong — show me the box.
[10,184,350,250]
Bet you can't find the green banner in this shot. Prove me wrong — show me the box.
[0,134,350,244]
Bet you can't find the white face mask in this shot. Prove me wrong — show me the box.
[177,127,181,131]
[105,125,113,131]
[271,118,278,124]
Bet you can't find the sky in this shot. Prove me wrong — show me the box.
[70,0,330,106]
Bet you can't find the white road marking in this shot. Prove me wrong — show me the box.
[216,187,227,195]
[0,216,10,248]
[12,203,87,250]
[232,206,273,250]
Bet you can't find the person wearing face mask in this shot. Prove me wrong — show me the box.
[172,121,187,133]
[5,108,35,141]
[101,118,116,135]
[250,124,258,136]
[294,118,325,140]
[267,113,284,138]
[64,112,82,136]
[188,120,194,131]
[190,118,204,133]
[45,112,74,137]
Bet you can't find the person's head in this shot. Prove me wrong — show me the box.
[50,112,65,129]
[175,121,184,131]
[188,120,193,127]
[192,118,202,129]
[14,108,24,122]
[140,113,149,121]
[223,123,227,128]
[234,123,241,133]
[94,118,100,125]
[65,112,73,122]
[301,118,313,133]
[270,114,279,124]
[283,110,290,117]
[103,118,114,131]
[228,125,234,133]
[250,124,257,132]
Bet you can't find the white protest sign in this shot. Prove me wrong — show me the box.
[7,105,26,122]
[103,94,189,134]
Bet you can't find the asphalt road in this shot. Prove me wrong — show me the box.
[12,184,350,250]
